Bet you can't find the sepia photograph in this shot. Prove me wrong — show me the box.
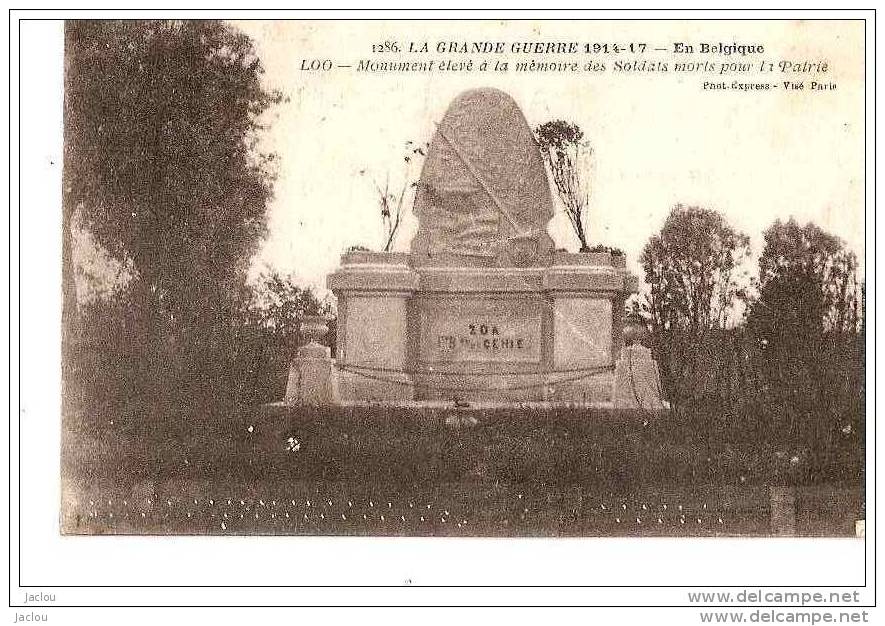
[57,18,866,541]
[8,10,876,619]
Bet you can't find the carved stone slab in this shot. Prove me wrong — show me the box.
[410,88,555,262]
[419,301,543,364]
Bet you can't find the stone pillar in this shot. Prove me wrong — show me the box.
[327,252,420,402]
[855,520,865,538]
[612,345,666,410]
[769,485,797,537]
[542,253,635,403]
[284,315,333,405]
[611,315,666,410]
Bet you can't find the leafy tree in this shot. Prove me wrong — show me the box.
[216,270,336,407]
[640,205,751,402]
[534,120,592,251]
[246,269,334,356]
[746,219,863,441]
[65,20,281,337]
[749,218,861,341]
[642,205,750,334]
[63,20,283,419]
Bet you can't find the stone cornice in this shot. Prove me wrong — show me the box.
[327,264,420,294]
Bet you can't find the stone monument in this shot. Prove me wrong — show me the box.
[611,317,666,410]
[409,87,555,264]
[322,87,663,407]
[285,315,334,405]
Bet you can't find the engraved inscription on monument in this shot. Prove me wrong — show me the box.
[420,309,542,363]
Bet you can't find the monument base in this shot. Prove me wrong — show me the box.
[334,366,416,403]
[546,370,615,404]
[324,250,665,407]
[412,372,548,403]
[611,344,666,410]
[284,335,334,406]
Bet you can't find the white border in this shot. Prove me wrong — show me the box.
[6,7,876,619]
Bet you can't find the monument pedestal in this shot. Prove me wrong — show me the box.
[334,368,415,403]
[327,250,649,405]
[284,317,334,405]
[316,88,665,409]
[327,254,419,403]
[542,253,635,403]
[611,344,666,410]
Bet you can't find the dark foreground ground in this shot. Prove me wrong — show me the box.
[61,404,865,537]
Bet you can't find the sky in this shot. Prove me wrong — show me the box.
[232,20,865,294]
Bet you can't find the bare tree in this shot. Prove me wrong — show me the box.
[363,140,427,252]
[374,175,408,253]
[535,120,592,251]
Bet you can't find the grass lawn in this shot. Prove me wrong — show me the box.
[61,403,864,537]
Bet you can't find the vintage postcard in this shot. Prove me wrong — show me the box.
[9,13,875,617]
[58,18,866,541]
